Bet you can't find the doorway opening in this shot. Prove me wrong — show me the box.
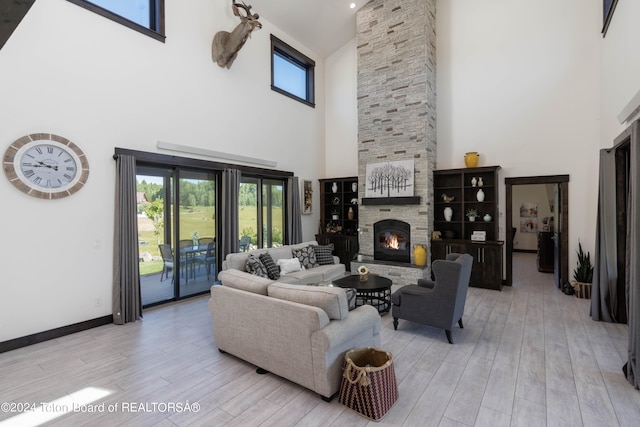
[505,175,569,287]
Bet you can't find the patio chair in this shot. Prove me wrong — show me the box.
[158,244,174,283]
[178,239,198,283]
[239,235,251,252]
[195,241,216,280]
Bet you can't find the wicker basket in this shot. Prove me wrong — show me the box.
[573,281,592,299]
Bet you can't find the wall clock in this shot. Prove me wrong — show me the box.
[3,133,89,199]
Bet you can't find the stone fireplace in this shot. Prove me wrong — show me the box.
[352,0,437,285]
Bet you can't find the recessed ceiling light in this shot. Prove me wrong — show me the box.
[350,2,356,9]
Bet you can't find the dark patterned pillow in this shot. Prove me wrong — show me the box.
[245,254,268,278]
[259,252,280,280]
[312,244,335,265]
[344,288,357,311]
[292,246,319,269]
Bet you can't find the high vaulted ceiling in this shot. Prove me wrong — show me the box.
[250,0,367,58]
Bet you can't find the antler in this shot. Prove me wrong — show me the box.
[232,2,259,20]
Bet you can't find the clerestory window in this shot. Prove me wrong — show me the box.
[66,0,165,42]
[270,35,315,108]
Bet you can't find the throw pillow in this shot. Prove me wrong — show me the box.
[259,252,280,280]
[292,246,319,269]
[277,257,302,275]
[245,254,268,278]
[312,244,335,265]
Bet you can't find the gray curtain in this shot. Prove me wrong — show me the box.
[222,168,240,259]
[625,121,640,388]
[112,154,141,324]
[591,149,618,322]
[288,176,303,244]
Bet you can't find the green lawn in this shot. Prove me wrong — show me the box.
[138,205,282,275]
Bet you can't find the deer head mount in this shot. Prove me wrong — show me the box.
[211,2,262,69]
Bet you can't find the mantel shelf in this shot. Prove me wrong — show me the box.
[361,196,421,206]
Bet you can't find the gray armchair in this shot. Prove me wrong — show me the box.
[391,253,473,344]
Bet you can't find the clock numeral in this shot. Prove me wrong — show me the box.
[46,179,52,188]
[47,146,54,154]
[35,147,43,155]
[63,173,73,180]
[24,169,35,178]
[33,176,42,185]
[66,166,75,172]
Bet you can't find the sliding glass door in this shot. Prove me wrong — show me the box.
[137,165,218,307]
[239,176,286,249]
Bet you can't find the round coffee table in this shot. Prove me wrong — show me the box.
[333,274,393,314]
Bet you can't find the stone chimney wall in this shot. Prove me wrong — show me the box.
[356,0,437,263]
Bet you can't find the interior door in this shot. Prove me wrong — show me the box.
[553,184,561,287]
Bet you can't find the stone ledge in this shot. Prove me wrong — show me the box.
[351,260,430,287]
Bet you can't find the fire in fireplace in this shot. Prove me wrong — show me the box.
[374,219,411,263]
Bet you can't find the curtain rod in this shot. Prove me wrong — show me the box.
[156,141,277,168]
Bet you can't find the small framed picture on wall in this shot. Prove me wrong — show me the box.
[302,179,313,214]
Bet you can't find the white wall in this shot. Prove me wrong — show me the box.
[324,0,605,277]
[324,38,358,178]
[0,0,325,341]
[600,0,640,144]
[436,0,602,272]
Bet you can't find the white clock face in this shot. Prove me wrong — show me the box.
[16,141,81,191]
[3,133,89,199]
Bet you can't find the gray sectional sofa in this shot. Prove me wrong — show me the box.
[221,240,346,285]
[209,269,382,399]
[210,241,381,399]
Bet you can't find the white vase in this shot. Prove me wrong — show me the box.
[444,206,453,222]
[471,177,477,187]
[469,216,476,222]
[331,182,338,193]
[478,177,484,187]
[476,189,485,202]
[357,254,363,262]
[351,182,357,192]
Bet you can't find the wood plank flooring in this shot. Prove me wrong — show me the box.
[1,253,639,426]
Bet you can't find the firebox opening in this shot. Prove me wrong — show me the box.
[374,219,411,263]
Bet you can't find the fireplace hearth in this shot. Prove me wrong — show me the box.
[374,219,411,263]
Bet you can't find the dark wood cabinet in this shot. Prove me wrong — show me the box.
[315,233,358,271]
[431,166,503,290]
[431,240,503,290]
[316,177,359,271]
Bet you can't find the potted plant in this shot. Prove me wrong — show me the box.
[466,208,478,222]
[571,241,593,298]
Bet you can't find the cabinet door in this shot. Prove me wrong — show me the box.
[468,243,503,290]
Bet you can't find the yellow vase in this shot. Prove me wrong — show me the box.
[414,244,427,266]
[464,152,480,168]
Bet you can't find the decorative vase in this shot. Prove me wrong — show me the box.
[484,213,492,222]
[348,207,354,220]
[464,152,480,168]
[351,182,358,192]
[444,206,453,222]
[478,177,484,187]
[357,254,363,262]
[468,216,476,222]
[359,272,369,282]
[476,189,485,202]
[414,244,427,267]
[331,182,338,193]
[471,177,477,187]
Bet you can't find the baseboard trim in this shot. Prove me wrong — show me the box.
[0,315,113,354]
[513,249,537,254]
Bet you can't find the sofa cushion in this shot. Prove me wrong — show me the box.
[218,269,272,295]
[312,244,335,265]
[246,254,268,277]
[278,269,324,285]
[259,252,280,280]
[268,282,349,320]
[292,245,319,269]
[278,257,302,275]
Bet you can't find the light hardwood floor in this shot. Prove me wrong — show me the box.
[1,253,639,426]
